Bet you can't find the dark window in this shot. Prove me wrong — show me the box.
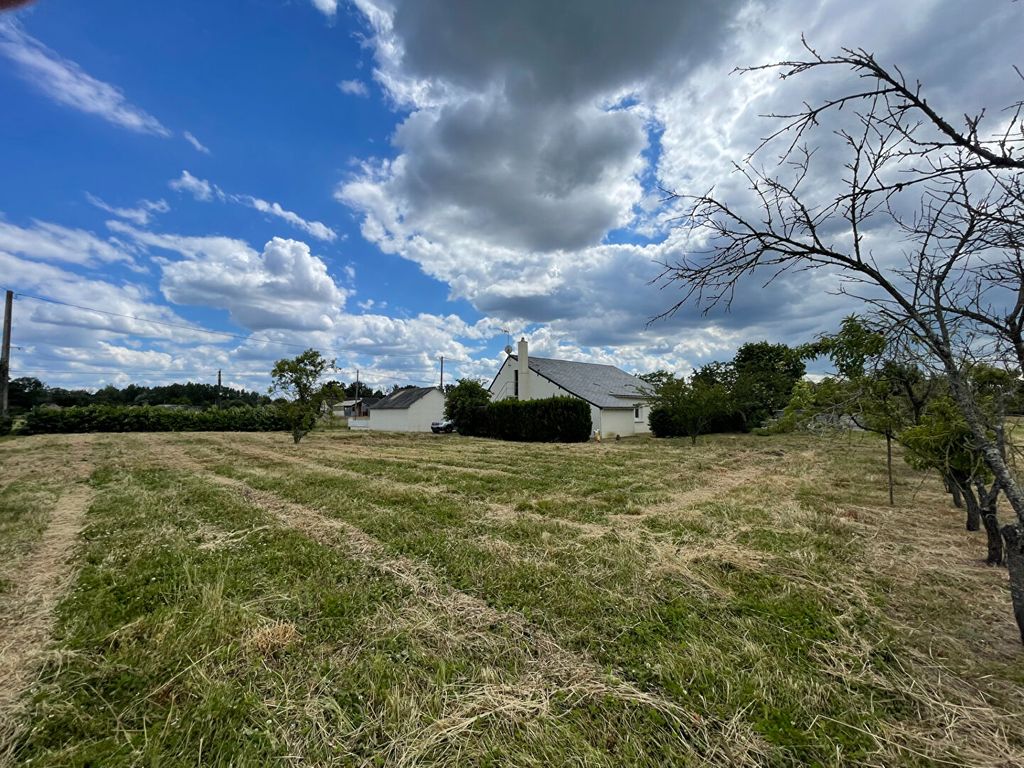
[514,369,519,397]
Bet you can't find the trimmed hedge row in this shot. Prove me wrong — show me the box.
[17,404,291,434]
[460,396,592,442]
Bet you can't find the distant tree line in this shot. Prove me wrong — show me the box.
[6,375,394,416]
[6,377,271,412]
[318,380,387,402]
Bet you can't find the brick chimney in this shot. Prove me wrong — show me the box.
[517,337,530,400]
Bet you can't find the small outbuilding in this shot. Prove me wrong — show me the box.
[367,386,445,433]
[333,397,378,419]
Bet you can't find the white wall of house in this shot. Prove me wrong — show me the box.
[600,408,636,438]
[367,389,444,432]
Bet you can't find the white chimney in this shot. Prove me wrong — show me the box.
[517,337,530,400]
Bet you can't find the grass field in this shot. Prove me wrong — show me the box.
[1,429,1022,766]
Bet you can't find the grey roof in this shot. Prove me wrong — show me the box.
[371,386,438,410]
[340,397,380,407]
[511,355,652,409]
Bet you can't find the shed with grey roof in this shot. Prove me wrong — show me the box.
[366,386,445,433]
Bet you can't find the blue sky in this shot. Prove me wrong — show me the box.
[1,0,1019,392]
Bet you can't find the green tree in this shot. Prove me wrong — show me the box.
[730,342,805,429]
[797,317,936,504]
[269,349,336,444]
[902,393,1006,565]
[444,379,491,432]
[638,370,676,395]
[650,375,734,444]
[8,377,46,412]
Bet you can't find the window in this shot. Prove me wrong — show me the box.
[514,369,519,398]
[634,405,642,422]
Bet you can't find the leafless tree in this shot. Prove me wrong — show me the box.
[657,41,1024,642]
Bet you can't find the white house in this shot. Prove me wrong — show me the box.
[489,338,654,437]
[367,386,444,433]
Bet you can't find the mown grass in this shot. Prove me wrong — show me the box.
[0,482,57,596]
[1,429,1023,765]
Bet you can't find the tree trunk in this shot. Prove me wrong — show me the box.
[885,432,894,506]
[975,480,1004,566]
[1001,524,1024,644]
[960,480,981,532]
[948,369,1024,523]
[983,510,1004,566]
[944,474,963,508]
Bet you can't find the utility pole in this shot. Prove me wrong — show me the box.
[1,290,12,417]
[439,355,444,390]
[216,369,222,408]
[355,368,360,400]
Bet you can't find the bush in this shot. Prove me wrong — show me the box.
[463,397,592,442]
[444,379,492,432]
[0,413,12,436]
[17,404,291,435]
[648,405,677,438]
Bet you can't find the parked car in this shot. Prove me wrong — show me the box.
[431,419,455,434]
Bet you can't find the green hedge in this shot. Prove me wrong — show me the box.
[461,397,592,442]
[17,404,291,435]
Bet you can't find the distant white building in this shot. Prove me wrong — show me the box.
[367,386,444,433]
[489,338,654,437]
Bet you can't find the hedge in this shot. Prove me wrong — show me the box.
[460,397,592,442]
[16,404,291,435]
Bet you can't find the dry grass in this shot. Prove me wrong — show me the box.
[0,483,94,762]
[244,620,302,655]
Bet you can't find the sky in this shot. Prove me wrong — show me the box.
[0,0,1020,393]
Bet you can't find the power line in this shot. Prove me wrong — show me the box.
[5,290,445,360]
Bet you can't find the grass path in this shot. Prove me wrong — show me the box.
[0,485,94,715]
[0,436,102,762]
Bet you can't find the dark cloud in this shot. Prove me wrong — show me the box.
[388,0,744,104]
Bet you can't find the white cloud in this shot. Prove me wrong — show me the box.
[168,171,336,241]
[0,20,171,137]
[338,79,369,97]
[0,216,134,266]
[242,197,337,242]
[108,222,348,331]
[183,131,211,154]
[0,222,497,393]
[310,0,338,17]
[85,194,169,227]
[168,170,222,202]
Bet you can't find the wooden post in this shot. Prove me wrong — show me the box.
[440,355,444,390]
[0,290,12,417]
